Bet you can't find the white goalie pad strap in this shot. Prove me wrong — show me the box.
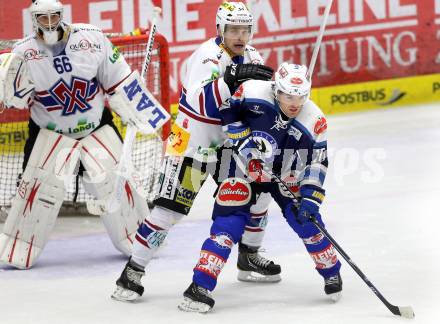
[80,125,148,255]
[0,130,80,269]
[108,70,170,135]
[0,53,34,109]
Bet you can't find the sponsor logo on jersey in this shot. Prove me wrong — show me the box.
[288,126,302,140]
[314,116,327,135]
[49,77,94,116]
[23,49,48,61]
[69,39,102,53]
[68,118,96,135]
[433,82,440,93]
[249,104,264,114]
[210,233,234,249]
[278,174,299,198]
[195,250,226,278]
[216,178,251,206]
[109,44,121,63]
[202,58,219,65]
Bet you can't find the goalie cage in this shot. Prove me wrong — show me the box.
[0,33,171,217]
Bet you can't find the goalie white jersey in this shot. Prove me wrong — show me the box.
[12,23,131,139]
[169,36,264,161]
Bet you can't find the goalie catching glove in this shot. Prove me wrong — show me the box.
[109,70,170,135]
[223,63,274,93]
[0,52,34,109]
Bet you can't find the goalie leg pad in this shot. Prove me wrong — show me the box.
[0,130,80,269]
[80,125,148,256]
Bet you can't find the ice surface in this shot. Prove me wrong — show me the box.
[1,104,439,324]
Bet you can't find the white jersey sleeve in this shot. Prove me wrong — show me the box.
[96,32,131,93]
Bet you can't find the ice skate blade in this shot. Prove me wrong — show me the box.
[327,291,342,302]
[237,270,282,283]
[111,286,141,302]
[178,297,212,313]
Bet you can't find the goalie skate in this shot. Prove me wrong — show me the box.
[237,243,281,283]
[178,283,214,313]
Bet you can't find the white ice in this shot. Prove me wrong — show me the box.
[1,103,439,324]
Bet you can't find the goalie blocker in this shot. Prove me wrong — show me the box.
[0,125,148,269]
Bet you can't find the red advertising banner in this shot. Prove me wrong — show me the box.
[1,0,439,104]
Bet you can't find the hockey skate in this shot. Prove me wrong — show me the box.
[111,260,145,302]
[178,282,215,313]
[237,243,282,283]
[324,273,343,302]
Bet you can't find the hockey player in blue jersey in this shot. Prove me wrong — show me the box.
[178,62,342,313]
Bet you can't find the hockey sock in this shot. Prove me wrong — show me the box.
[131,207,181,268]
[193,214,246,291]
[241,210,268,248]
[284,204,341,278]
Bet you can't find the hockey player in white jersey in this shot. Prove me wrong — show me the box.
[112,2,281,302]
[178,63,342,313]
[0,0,169,269]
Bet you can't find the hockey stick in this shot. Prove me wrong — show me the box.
[264,169,415,318]
[306,0,334,82]
[105,7,162,213]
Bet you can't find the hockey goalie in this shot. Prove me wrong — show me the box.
[0,0,169,269]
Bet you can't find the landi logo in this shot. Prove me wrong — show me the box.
[331,88,406,106]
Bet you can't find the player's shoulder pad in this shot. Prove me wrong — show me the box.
[12,35,37,53]
[233,80,274,105]
[295,100,328,142]
[71,23,104,34]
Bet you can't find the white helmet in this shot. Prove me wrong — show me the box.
[216,2,254,36]
[29,0,64,45]
[275,63,311,99]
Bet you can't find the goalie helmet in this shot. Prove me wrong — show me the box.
[29,0,65,45]
[216,2,254,37]
[274,63,311,102]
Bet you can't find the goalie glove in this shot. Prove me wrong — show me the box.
[0,53,34,109]
[223,63,274,93]
[109,70,170,135]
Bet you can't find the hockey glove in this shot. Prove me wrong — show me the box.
[297,186,325,224]
[224,63,274,93]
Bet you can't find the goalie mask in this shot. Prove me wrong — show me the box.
[274,63,311,118]
[29,0,65,45]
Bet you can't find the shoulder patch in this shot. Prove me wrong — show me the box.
[314,116,327,135]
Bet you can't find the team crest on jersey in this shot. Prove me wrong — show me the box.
[49,77,97,116]
[252,131,277,162]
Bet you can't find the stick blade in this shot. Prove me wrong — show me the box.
[398,306,415,319]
